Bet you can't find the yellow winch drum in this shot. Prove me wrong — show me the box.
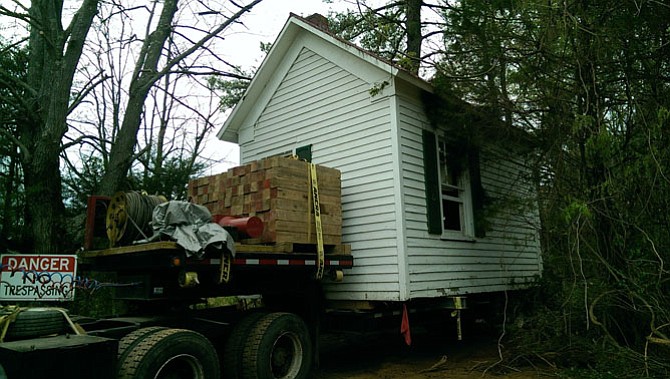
[106,191,166,247]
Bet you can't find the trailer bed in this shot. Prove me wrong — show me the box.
[79,241,352,301]
[80,241,352,269]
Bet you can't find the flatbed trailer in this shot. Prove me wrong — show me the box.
[0,184,469,379]
[78,240,352,302]
[0,208,354,379]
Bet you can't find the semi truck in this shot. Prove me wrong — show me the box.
[0,178,360,379]
[0,157,469,379]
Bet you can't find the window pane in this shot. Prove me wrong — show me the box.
[439,140,458,187]
[438,135,470,236]
[442,186,459,198]
[442,199,462,231]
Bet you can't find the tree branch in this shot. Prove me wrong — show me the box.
[61,133,108,152]
[67,72,111,115]
[62,0,100,83]
[0,66,37,98]
[0,3,31,24]
[165,69,251,80]
[0,126,29,161]
[155,0,263,82]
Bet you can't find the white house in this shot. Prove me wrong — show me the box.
[217,14,543,303]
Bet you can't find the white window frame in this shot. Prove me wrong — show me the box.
[437,135,475,240]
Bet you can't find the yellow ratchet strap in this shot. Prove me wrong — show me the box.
[0,306,22,342]
[310,163,325,280]
[219,250,232,284]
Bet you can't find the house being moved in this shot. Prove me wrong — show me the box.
[217,14,542,304]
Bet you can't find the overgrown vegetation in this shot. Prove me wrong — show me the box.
[0,43,27,251]
[331,0,670,376]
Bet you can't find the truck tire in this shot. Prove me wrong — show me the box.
[223,312,267,379]
[1,308,66,340]
[242,312,312,379]
[117,326,167,369]
[117,328,220,379]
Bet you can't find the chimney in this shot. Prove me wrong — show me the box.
[305,13,329,31]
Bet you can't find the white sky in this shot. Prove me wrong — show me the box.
[221,0,357,68]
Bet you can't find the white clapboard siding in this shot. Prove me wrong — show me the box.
[396,92,543,299]
[237,46,402,301]
[221,15,543,303]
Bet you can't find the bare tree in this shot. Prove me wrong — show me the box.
[95,0,262,196]
[0,0,263,252]
[0,0,99,253]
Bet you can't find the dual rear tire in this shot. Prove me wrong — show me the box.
[116,312,311,379]
[241,312,312,379]
[116,327,220,379]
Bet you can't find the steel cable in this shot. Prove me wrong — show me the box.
[106,191,166,246]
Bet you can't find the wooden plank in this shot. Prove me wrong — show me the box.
[234,242,294,253]
[266,165,341,182]
[270,188,340,206]
[329,244,351,255]
[270,231,341,245]
[82,239,346,259]
[262,209,341,225]
[271,220,341,236]
[263,175,340,196]
[80,241,179,258]
[235,242,350,255]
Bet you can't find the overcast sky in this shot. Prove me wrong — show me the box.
[219,0,357,70]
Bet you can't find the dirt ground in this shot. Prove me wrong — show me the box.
[314,329,556,379]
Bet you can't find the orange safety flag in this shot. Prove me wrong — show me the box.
[401,303,412,345]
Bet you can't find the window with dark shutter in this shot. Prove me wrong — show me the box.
[438,137,467,233]
[423,129,480,239]
[468,149,486,238]
[295,144,312,162]
[422,130,442,234]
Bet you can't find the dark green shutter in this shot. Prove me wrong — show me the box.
[422,130,442,234]
[296,144,312,162]
[468,149,486,238]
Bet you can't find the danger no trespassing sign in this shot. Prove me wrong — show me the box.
[0,254,77,301]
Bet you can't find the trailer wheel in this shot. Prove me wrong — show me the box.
[117,326,167,368]
[117,328,220,379]
[242,312,312,379]
[223,312,267,379]
[1,308,66,340]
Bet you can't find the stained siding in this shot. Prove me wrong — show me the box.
[238,47,402,301]
[397,92,542,299]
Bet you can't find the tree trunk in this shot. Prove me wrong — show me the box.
[18,0,98,252]
[95,0,262,196]
[22,135,66,253]
[405,0,422,74]
[98,0,179,196]
[1,151,19,248]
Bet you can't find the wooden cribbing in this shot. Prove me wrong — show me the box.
[188,156,342,246]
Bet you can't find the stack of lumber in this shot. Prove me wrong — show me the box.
[188,156,342,246]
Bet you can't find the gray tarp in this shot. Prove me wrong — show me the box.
[150,201,235,258]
